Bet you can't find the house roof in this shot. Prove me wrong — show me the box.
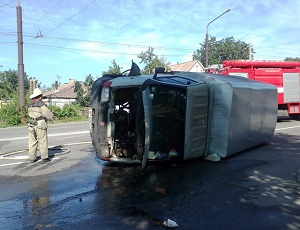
[43,79,85,99]
[169,60,204,72]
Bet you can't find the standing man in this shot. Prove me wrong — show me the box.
[28,88,54,163]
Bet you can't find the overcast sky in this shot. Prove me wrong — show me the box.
[0,0,299,87]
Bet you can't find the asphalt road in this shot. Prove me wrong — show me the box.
[0,118,299,230]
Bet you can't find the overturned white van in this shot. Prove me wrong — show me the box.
[89,62,277,167]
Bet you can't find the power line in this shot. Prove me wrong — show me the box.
[1,31,298,56]
[1,31,298,55]
[0,0,15,8]
[21,9,42,39]
[26,35,298,53]
[0,41,15,44]
[38,35,196,52]
[24,42,190,57]
[0,31,197,52]
[24,42,140,55]
[24,42,297,60]
[44,0,97,35]
[254,42,300,50]
[35,0,63,23]
[0,32,201,52]
[0,28,298,57]
[250,28,300,38]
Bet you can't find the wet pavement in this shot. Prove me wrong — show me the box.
[0,120,300,229]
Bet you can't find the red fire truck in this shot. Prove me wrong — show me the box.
[220,60,300,119]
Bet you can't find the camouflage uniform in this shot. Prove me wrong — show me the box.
[28,99,54,161]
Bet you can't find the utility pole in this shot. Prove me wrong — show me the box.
[16,0,25,111]
[249,44,252,60]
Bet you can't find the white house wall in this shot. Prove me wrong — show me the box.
[44,98,77,108]
[190,64,205,72]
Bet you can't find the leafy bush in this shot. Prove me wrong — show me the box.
[61,104,80,119]
[48,103,81,121]
[48,105,63,119]
[0,101,87,127]
[0,96,26,127]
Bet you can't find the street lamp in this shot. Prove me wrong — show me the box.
[205,9,231,68]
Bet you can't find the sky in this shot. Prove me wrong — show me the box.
[0,0,299,87]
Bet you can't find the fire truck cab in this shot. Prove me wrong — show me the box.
[221,60,300,119]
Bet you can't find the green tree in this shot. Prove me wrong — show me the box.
[84,74,94,88]
[56,75,62,85]
[284,57,300,61]
[83,74,94,106]
[0,69,31,99]
[74,81,85,106]
[102,60,122,75]
[193,36,252,66]
[74,74,94,107]
[137,47,171,74]
[0,94,26,126]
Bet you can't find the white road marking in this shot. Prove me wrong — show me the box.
[9,156,28,159]
[48,131,89,137]
[275,125,300,131]
[56,141,91,146]
[0,131,89,142]
[0,141,90,158]
[0,162,24,167]
[0,157,60,167]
